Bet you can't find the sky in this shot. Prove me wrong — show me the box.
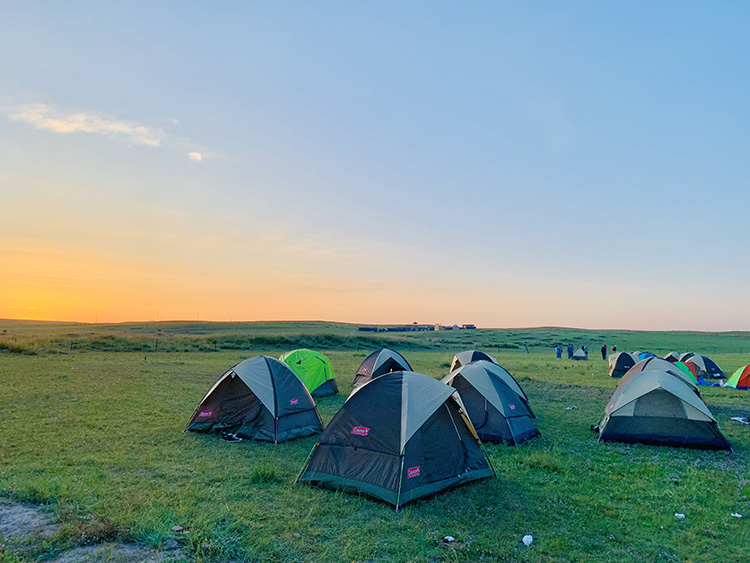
[1,2,749,330]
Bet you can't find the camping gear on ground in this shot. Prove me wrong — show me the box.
[297,370,494,509]
[608,352,638,378]
[726,365,750,389]
[573,347,587,361]
[352,349,412,388]
[597,369,731,450]
[664,351,681,363]
[681,353,724,379]
[449,350,498,371]
[442,362,539,444]
[280,349,339,397]
[185,356,324,443]
[445,360,534,417]
[623,357,699,392]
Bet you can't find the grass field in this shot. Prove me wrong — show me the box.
[1,321,750,562]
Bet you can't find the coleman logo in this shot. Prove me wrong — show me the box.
[290,398,299,405]
[351,426,370,436]
[199,411,212,417]
[509,404,516,410]
[407,466,420,478]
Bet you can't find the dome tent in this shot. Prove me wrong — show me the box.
[297,371,494,509]
[442,364,539,445]
[664,351,681,363]
[726,365,750,389]
[681,354,724,379]
[352,349,412,388]
[573,347,587,360]
[449,350,498,372]
[186,356,324,443]
[280,349,338,398]
[445,360,534,417]
[623,357,699,392]
[608,352,638,378]
[597,369,731,450]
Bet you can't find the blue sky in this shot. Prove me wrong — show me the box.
[1,2,749,329]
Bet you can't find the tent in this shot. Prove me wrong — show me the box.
[623,357,699,392]
[449,350,498,371]
[442,364,539,444]
[185,356,324,443]
[572,347,588,361]
[633,351,655,362]
[280,349,339,398]
[664,351,681,363]
[679,352,696,363]
[445,360,534,417]
[297,371,494,509]
[597,369,731,450]
[608,352,638,378]
[726,365,750,389]
[681,354,724,379]
[353,349,412,388]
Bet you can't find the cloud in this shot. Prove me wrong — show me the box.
[187,151,203,162]
[9,104,164,147]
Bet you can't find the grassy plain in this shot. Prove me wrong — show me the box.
[1,320,749,562]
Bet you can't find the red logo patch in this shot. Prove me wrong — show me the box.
[407,466,420,478]
[199,411,213,417]
[509,404,516,410]
[351,426,370,436]
[290,398,299,405]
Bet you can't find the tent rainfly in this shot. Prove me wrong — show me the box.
[185,356,324,443]
[623,357,699,392]
[297,370,494,509]
[280,349,339,398]
[352,349,412,388]
[442,363,539,445]
[449,350,498,372]
[681,354,724,379]
[597,369,731,450]
[664,351,681,363]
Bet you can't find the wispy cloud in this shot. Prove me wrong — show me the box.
[9,104,164,147]
[187,151,203,162]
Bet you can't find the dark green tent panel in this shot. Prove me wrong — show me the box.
[598,370,731,450]
[449,350,498,372]
[443,364,539,445]
[280,349,339,398]
[353,349,412,388]
[186,356,324,443]
[298,371,494,509]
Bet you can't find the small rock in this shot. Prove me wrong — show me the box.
[522,534,533,546]
[442,535,455,543]
[675,513,685,519]
[163,539,179,550]
[171,525,184,533]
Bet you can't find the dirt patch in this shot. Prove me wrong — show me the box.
[50,543,184,562]
[0,501,59,540]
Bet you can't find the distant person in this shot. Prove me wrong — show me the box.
[583,345,588,360]
[567,344,574,359]
[555,345,562,359]
[601,344,607,360]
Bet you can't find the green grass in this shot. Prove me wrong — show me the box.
[1,321,750,562]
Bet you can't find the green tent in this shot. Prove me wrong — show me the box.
[673,361,698,383]
[280,349,338,398]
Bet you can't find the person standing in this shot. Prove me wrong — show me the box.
[583,345,588,360]
[555,345,562,359]
[601,343,607,360]
[567,343,574,359]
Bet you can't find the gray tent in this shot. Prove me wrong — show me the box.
[608,352,638,378]
[624,357,699,394]
[445,360,533,417]
[680,353,724,379]
[664,351,681,363]
[353,349,412,388]
[186,356,324,443]
[442,363,538,445]
[573,347,588,361]
[598,369,731,450]
[298,371,494,509]
[449,350,498,372]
